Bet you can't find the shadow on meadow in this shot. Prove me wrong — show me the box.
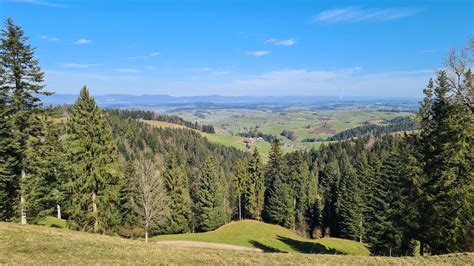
[249,240,287,253]
[276,236,343,254]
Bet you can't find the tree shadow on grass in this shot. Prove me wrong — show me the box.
[249,240,287,253]
[276,236,343,254]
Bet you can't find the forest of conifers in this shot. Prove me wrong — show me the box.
[0,18,472,256]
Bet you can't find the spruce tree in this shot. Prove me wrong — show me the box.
[63,87,122,233]
[416,70,474,254]
[263,139,294,228]
[287,150,311,232]
[245,148,265,220]
[21,118,66,223]
[321,157,340,237]
[233,159,247,220]
[0,18,50,223]
[0,67,17,221]
[193,156,226,232]
[335,152,363,241]
[162,156,191,234]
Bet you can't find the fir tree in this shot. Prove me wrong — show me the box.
[0,18,50,223]
[245,148,265,220]
[263,139,294,228]
[21,118,66,223]
[63,87,122,233]
[416,70,474,254]
[286,150,311,233]
[193,156,226,232]
[321,157,340,237]
[233,159,247,220]
[0,67,17,221]
[335,152,363,241]
[162,156,191,234]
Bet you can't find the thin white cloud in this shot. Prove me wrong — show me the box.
[40,35,59,42]
[61,63,102,68]
[218,67,429,97]
[247,51,270,57]
[126,51,161,59]
[212,70,233,76]
[313,7,419,23]
[44,67,432,97]
[74,38,92,45]
[116,68,142,73]
[7,0,65,8]
[265,38,296,46]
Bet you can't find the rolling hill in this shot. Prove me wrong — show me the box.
[154,220,369,255]
[1,222,473,265]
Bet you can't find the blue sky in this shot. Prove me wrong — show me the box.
[1,0,472,97]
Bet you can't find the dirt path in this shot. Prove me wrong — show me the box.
[156,240,263,252]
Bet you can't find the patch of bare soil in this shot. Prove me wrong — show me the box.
[310,123,336,135]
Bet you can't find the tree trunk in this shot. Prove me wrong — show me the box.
[420,241,424,256]
[57,205,61,219]
[92,190,98,233]
[20,169,27,225]
[238,195,242,220]
[145,230,148,243]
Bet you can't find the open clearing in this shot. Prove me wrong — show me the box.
[154,220,369,255]
[1,222,472,265]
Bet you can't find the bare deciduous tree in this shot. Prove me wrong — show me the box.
[130,158,169,243]
[443,36,474,112]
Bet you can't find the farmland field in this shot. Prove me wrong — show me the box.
[138,101,416,158]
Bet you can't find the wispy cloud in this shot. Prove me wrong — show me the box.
[246,51,270,57]
[126,51,160,59]
[265,38,296,46]
[313,7,419,23]
[217,67,429,97]
[74,38,92,45]
[61,63,102,68]
[40,35,59,42]
[116,68,142,73]
[190,67,232,75]
[7,0,65,8]
[212,70,233,76]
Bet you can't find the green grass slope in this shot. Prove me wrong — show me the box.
[154,220,369,255]
[1,222,472,265]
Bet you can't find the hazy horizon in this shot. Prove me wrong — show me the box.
[1,0,473,97]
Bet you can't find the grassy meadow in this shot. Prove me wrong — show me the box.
[154,220,369,255]
[1,222,472,265]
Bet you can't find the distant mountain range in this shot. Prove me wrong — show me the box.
[40,94,420,107]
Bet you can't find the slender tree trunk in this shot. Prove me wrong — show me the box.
[145,230,148,243]
[57,205,61,219]
[420,241,424,256]
[92,190,98,233]
[238,195,242,220]
[20,169,27,225]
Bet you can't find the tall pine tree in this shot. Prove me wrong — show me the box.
[162,156,191,234]
[192,156,226,232]
[245,148,265,220]
[0,18,50,223]
[63,87,122,233]
[263,139,294,228]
